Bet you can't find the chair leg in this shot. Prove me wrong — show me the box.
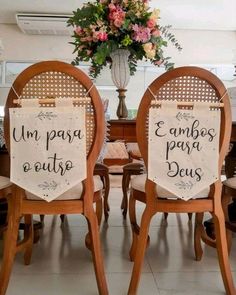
[0,198,21,295]
[86,212,108,295]
[163,212,192,221]
[163,212,168,219]
[194,212,204,261]
[129,191,139,261]
[60,214,65,223]
[222,194,233,252]
[188,213,193,221]
[213,208,236,295]
[23,214,34,265]
[103,173,110,222]
[85,198,103,251]
[96,198,103,226]
[40,214,45,223]
[121,170,130,219]
[128,208,155,295]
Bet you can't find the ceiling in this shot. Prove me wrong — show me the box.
[0,0,235,31]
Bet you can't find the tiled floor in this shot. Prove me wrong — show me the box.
[1,185,236,295]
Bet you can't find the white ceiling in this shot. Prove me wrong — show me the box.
[0,0,235,31]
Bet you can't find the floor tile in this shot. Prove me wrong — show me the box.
[6,273,99,295]
[153,271,235,295]
[107,273,160,295]
[1,182,236,295]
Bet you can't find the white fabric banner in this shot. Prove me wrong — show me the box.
[10,106,86,202]
[148,102,220,201]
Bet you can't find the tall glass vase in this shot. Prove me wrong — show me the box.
[110,49,130,119]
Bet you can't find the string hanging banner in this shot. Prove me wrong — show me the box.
[148,102,220,201]
[10,105,86,202]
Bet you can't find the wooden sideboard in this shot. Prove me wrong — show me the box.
[0,150,10,177]
[108,120,236,144]
[0,119,137,176]
[108,119,136,142]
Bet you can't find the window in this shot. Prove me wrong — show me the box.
[5,61,33,84]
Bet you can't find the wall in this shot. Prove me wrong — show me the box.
[0,24,236,118]
[0,24,73,61]
[1,25,236,64]
[166,29,236,65]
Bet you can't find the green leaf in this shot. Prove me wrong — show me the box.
[123,19,131,30]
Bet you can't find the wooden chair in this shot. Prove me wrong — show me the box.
[0,61,108,295]
[121,146,143,218]
[103,141,131,168]
[221,149,236,251]
[121,147,193,220]
[103,141,131,217]
[0,177,11,235]
[0,147,12,238]
[122,162,143,218]
[94,162,110,222]
[44,162,110,229]
[127,66,235,295]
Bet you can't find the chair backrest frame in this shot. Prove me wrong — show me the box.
[136,66,232,200]
[4,60,105,204]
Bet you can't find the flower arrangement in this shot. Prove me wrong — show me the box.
[68,0,182,78]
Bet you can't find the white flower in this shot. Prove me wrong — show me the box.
[143,42,156,59]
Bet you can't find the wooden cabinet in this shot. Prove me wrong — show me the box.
[108,119,136,142]
[108,120,236,144]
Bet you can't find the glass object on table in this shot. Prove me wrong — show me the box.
[110,49,130,119]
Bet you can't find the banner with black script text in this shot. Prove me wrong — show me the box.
[10,106,86,202]
[148,102,220,200]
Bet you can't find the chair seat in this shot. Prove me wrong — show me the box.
[223,177,236,189]
[104,142,129,159]
[0,176,11,190]
[26,175,103,201]
[108,165,125,174]
[131,174,210,199]
[103,142,130,173]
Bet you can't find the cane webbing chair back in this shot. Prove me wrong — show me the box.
[4,61,103,161]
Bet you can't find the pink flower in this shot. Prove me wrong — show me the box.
[92,30,108,42]
[108,3,116,12]
[97,31,108,41]
[92,31,99,42]
[132,24,151,43]
[147,19,156,28]
[108,5,126,28]
[152,29,160,37]
[74,26,83,35]
[114,18,124,28]
[80,36,93,42]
